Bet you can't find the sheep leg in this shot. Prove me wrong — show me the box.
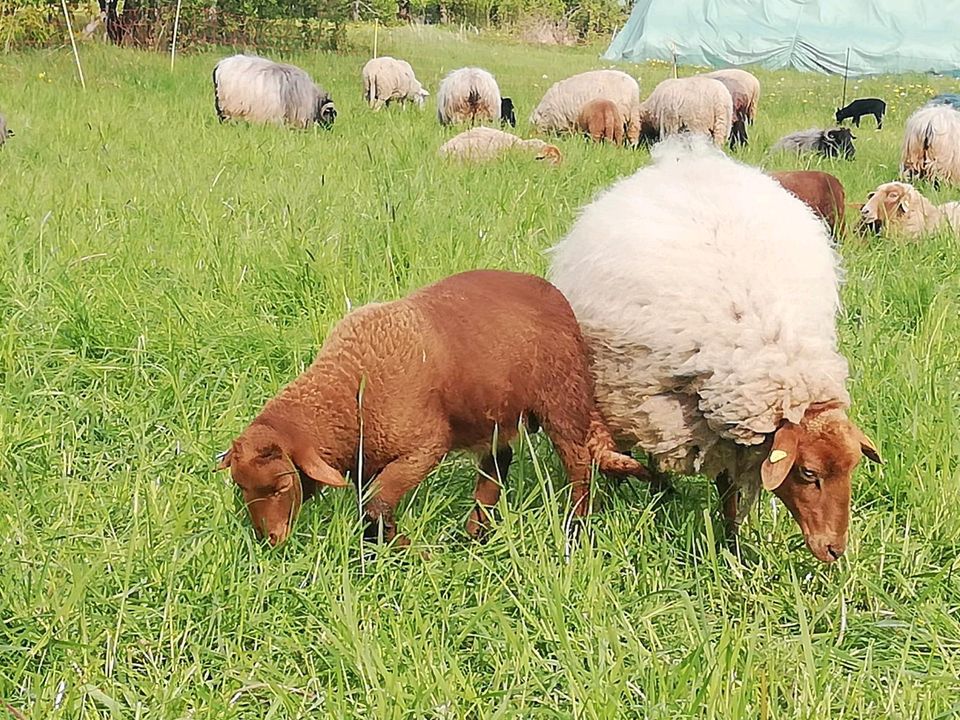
[550,440,593,518]
[466,446,512,540]
[362,449,445,546]
[853,116,861,128]
[875,112,883,130]
[714,470,740,549]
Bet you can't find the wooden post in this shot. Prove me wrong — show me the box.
[373,18,378,58]
[61,0,86,89]
[171,0,183,70]
[841,47,850,108]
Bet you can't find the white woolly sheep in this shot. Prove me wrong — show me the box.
[362,56,429,110]
[900,104,960,185]
[530,70,642,146]
[637,77,733,147]
[213,54,336,129]
[439,127,562,164]
[702,69,760,123]
[548,138,881,564]
[0,114,12,147]
[436,67,502,126]
[860,181,960,237]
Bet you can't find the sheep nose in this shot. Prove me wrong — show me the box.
[827,543,844,560]
[267,532,280,547]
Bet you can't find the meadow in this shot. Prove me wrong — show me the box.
[1,25,959,719]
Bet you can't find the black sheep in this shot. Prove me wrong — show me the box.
[835,98,886,129]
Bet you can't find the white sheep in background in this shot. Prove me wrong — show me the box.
[548,138,881,564]
[362,56,429,110]
[529,70,642,146]
[638,77,733,147]
[213,54,336,129]
[436,67,501,125]
[702,68,760,123]
[860,181,960,237]
[0,113,12,147]
[438,126,562,164]
[900,104,960,185]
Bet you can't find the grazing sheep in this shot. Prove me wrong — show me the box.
[700,75,751,147]
[859,181,960,237]
[213,54,336,129]
[770,170,846,237]
[0,114,12,146]
[577,98,625,144]
[703,68,760,123]
[362,56,429,110]
[900,104,960,185]
[530,70,642,146]
[835,98,886,129]
[927,94,960,110]
[773,128,856,159]
[439,127,562,164]
[638,77,733,147]
[218,270,647,546]
[436,67,502,126]
[549,138,881,563]
[500,97,517,127]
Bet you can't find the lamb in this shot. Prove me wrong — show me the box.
[770,170,846,237]
[702,69,761,148]
[835,97,886,129]
[213,54,336,129]
[529,70,642,146]
[362,56,429,110]
[576,98,625,144]
[900,104,960,185]
[773,128,856,159]
[439,127,562,164]
[859,181,960,237]
[436,67,502,125]
[548,138,881,563]
[637,77,733,147]
[0,114,12,147]
[218,270,648,547]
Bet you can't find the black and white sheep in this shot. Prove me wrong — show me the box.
[213,54,336,129]
[773,128,855,159]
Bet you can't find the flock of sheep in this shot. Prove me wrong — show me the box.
[64,50,953,563]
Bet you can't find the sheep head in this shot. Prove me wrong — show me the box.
[535,144,563,165]
[315,97,337,127]
[414,87,430,108]
[859,181,916,233]
[217,423,347,546]
[824,128,856,159]
[761,404,881,563]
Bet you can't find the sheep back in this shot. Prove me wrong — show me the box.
[576,98,625,144]
[362,56,427,108]
[436,67,501,125]
[530,70,641,144]
[703,69,760,121]
[640,77,733,147]
[901,104,960,184]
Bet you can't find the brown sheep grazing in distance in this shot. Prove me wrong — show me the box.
[770,170,847,237]
[218,270,649,547]
[577,98,625,144]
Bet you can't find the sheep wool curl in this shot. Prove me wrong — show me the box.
[213,54,336,129]
[900,104,960,185]
[362,56,429,109]
[702,68,760,122]
[530,70,641,145]
[436,67,501,125]
[549,138,848,507]
[439,127,562,163]
[639,76,733,147]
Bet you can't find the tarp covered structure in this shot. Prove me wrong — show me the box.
[604,0,960,76]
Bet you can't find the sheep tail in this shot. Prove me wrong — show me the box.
[587,410,651,479]
[467,88,482,122]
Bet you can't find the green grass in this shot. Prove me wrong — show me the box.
[1,25,959,718]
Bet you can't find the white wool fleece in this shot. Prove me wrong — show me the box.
[549,138,850,473]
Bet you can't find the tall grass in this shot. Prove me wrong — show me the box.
[1,28,958,718]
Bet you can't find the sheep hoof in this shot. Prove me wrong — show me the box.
[465,508,494,542]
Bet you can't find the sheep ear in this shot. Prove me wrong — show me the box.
[854,427,883,464]
[761,423,800,491]
[215,448,233,471]
[293,446,348,488]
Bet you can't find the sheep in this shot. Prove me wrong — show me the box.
[859,181,960,237]
[362,56,429,110]
[548,138,882,563]
[436,67,502,126]
[770,170,846,237]
[529,70,642,146]
[213,54,336,129]
[218,270,648,547]
[773,128,856,159]
[927,94,960,110]
[0,114,12,147]
[576,98,625,144]
[638,77,733,147]
[438,127,562,164]
[835,98,886,129]
[500,97,517,128]
[703,68,760,123]
[900,104,960,185]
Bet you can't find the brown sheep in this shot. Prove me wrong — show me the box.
[576,98,625,144]
[770,170,847,237]
[218,270,649,547]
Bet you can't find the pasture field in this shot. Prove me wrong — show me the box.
[1,25,959,719]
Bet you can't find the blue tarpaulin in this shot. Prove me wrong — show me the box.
[605,0,960,76]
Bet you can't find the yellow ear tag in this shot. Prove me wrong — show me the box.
[769,449,788,464]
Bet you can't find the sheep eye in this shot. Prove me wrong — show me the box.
[798,466,820,486]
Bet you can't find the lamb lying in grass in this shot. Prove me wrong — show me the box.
[218,270,648,546]
[439,127,562,164]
